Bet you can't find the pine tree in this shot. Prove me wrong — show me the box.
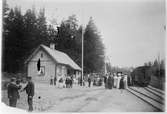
[55,15,82,66]
[84,17,105,73]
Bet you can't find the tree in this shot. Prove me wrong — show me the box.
[160,60,165,77]
[84,17,105,73]
[153,59,159,67]
[36,8,50,45]
[2,7,25,72]
[144,61,152,67]
[144,62,148,66]
[160,60,165,69]
[2,5,52,73]
[56,15,82,66]
[2,0,11,72]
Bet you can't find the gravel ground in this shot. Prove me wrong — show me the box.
[1,82,158,112]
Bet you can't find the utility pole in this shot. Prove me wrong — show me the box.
[81,25,84,86]
[81,8,85,86]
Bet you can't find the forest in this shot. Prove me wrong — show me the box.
[2,0,105,74]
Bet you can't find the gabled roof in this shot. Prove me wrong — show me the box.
[25,44,81,71]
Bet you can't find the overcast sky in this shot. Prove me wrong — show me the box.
[7,0,166,67]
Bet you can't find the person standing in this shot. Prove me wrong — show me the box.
[80,77,82,86]
[21,77,34,112]
[7,78,21,107]
[111,75,114,88]
[116,73,121,89]
[107,75,111,89]
[119,75,125,93]
[58,77,62,88]
[113,74,117,88]
[65,77,69,88]
[50,75,54,85]
[104,75,107,89]
[54,76,57,86]
[16,79,22,99]
[83,79,85,86]
[70,76,73,88]
[88,76,91,87]
[123,74,128,89]
[99,78,102,86]
[69,77,72,88]
[107,75,113,89]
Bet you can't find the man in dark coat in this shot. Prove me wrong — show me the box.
[16,79,22,99]
[22,77,34,111]
[70,76,73,88]
[111,75,114,88]
[119,75,125,93]
[88,77,91,87]
[107,75,113,89]
[99,78,102,86]
[54,76,57,85]
[104,75,108,89]
[65,77,69,88]
[7,78,21,107]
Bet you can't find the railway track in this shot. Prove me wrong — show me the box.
[127,86,165,112]
[147,85,165,96]
[143,87,164,100]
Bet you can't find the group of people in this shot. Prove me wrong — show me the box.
[104,72,128,92]
[50,75,57,85]
[51,75,75,88]
[65,76,73,88]
[7,76,34,111]
[6,72,129,111]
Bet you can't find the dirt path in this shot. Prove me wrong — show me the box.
[2,83,158,112]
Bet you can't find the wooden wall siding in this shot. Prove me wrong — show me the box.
[28,49,56,82]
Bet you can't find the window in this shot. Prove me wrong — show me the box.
[38,66,45,76]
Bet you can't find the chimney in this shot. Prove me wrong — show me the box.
[50,43,55,50]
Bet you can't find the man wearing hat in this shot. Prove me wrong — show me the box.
[7,77,21,107]
[22,76,34,111]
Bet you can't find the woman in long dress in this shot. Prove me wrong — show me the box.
[117,75,121,89]
[119,76,125,93]
[107,75,113,89]
[123,74,128,89]
[59,78,64,88]
[104,75,108,89]
[113,75,117,88]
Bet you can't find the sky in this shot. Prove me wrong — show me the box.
[6,0,166,67]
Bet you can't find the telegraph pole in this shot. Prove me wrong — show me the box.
[81,25,84,86]
[81,8,85,86]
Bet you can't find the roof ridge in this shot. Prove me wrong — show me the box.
[40,44,81,70]
[41,44,68,56]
